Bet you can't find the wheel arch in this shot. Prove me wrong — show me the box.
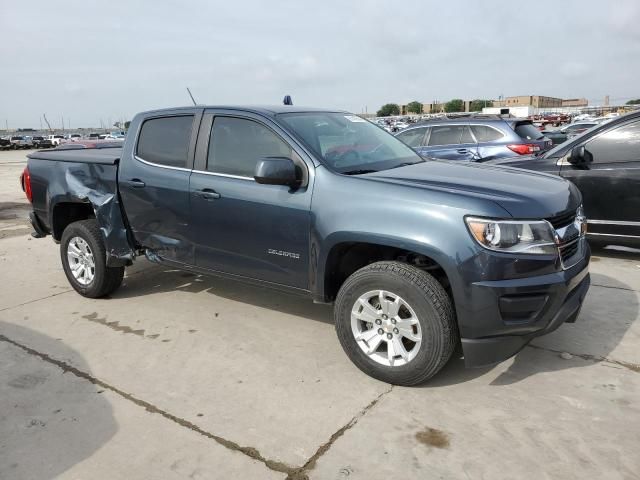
[51,201,96,241]
[315,232,458,304]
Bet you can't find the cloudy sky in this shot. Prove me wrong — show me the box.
[1,0,639,128]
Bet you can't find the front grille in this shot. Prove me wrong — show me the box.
[559,240,579,265]
[546,210,575,229]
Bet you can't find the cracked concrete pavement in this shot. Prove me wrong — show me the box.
[1,149,639,479]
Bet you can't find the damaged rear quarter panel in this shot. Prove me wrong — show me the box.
[28,158,135,266]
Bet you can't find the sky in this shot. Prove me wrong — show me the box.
[1,0,639,128]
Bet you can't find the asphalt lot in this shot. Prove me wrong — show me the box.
[0,148,639,480]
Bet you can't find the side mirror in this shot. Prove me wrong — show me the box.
[254,157,301,187]
[566,145,593,167]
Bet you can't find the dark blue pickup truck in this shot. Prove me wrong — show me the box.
[21,106,590,385]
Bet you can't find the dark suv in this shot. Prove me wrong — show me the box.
[488,110,640,246]
[395,115,552,162]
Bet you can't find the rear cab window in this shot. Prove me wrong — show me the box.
[136,115,194,168]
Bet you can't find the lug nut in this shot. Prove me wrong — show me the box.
[378,328,384,335]
[393,328,399,334]
[391,319,396,324]
[387,333,393,339]
[375,319,382,325]
[382,314,388,320]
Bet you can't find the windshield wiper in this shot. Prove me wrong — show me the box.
[342,169,378,175]
[386,160,425,170]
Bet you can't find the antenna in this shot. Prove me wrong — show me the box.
[283,95,293,106]
[186,87,197,106]
[43,114,53,132]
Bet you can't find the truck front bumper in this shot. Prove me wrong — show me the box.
[459,254,590,368]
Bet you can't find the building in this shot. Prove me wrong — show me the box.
[493,95,563,109]
[562,98,588,107]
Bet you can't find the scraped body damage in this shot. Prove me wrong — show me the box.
[27,156,135,266]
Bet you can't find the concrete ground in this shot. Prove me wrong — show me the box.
[0,149,638,480]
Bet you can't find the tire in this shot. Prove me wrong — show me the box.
[334,261,457,386]
[60,219,124,298]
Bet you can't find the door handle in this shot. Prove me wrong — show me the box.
[126,179,146,188]
[194,189,221,200]
[456,149,468,154]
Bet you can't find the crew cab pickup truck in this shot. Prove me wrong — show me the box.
[21,106,590,385]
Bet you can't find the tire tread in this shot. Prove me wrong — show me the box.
[335,261,457,386]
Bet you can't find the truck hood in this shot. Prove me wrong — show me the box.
[364,160,580,219]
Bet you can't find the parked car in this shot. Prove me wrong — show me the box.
[395,116,552,161]
[541,122,599,146]
[32,136,54,148]
[21,105,590,386]
[487,110,640,246]
[0,136,12,149]
[47,134,65,146]
[10,135,34,149]
[542,113,571,127]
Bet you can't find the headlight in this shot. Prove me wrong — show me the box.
[465,217,557,254]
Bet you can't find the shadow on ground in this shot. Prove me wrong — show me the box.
[0,322,117,479]
[491,271,638,385]
[115,265,334,324]
[112,251,637,388]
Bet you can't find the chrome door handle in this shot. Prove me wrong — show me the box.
[194,189,221,200]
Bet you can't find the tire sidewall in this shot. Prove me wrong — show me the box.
[335,268,449,384]
[60,222,107,297]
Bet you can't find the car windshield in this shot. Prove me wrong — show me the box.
[278,112,424,174]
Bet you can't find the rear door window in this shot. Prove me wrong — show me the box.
[428,125,464,146]
[514,122,544,140]
[137,115,194,168]
[460,126,475,143]
[470,125,504,142]
[396,127,427,147]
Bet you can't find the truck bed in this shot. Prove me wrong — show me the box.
[27,146,122,165]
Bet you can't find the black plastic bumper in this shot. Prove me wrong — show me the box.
[461,265,590,367]
[29,211,48,238]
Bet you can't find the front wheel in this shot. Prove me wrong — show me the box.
[335,261,457,386]
[60,219,124,298]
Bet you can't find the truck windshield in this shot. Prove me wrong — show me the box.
[279,112,424,174]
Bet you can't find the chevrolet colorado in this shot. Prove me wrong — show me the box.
[21,106,590,385]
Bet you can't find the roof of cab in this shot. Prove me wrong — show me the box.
[138,105,349,117]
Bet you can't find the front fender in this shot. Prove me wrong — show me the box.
[311,230,466,305]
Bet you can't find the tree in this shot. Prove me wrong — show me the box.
[406,101,423,114]
[444,99,464,113]
[469,99,493,112]
[124,121,131,130]
[626,99,640,105]
[377,103,401,117]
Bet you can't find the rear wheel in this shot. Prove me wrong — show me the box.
[60,219,124,298]
[335,261,457,386]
